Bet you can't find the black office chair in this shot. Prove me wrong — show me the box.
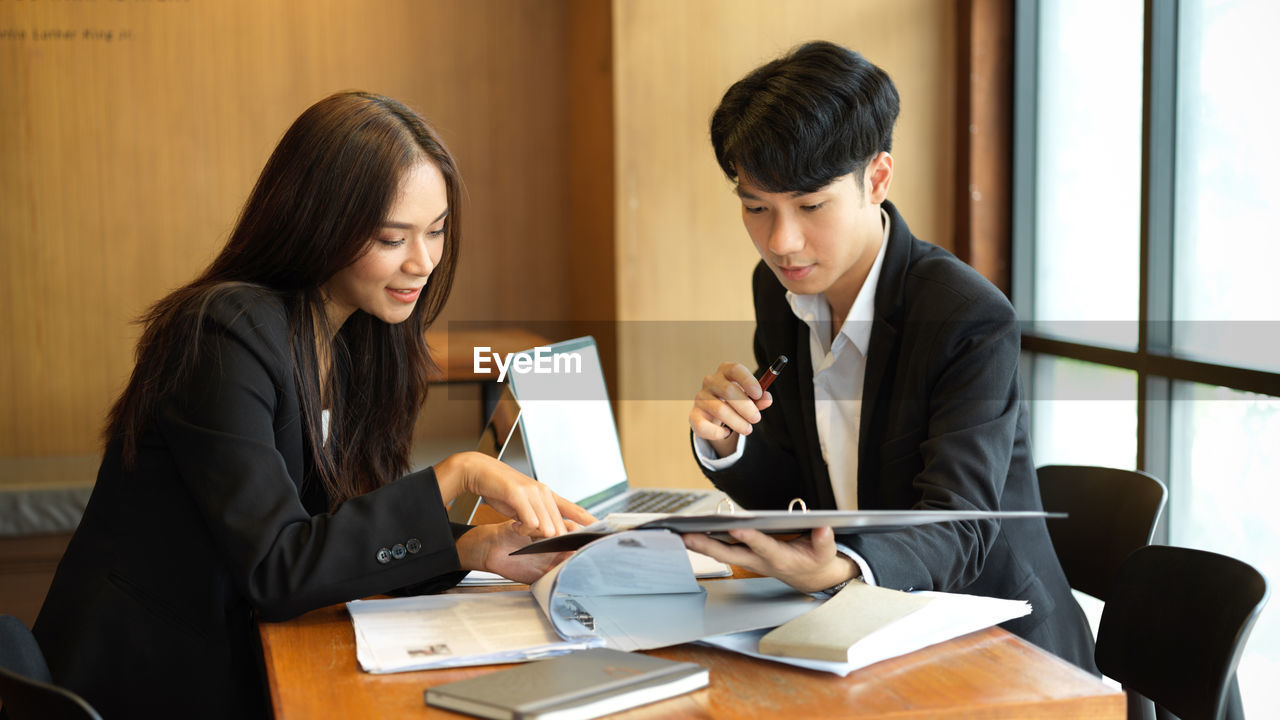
[0,615,102,720]
[1037,464,1168,600]
[1095,545,1269,720]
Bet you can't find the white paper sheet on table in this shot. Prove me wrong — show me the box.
[347,592,600,673]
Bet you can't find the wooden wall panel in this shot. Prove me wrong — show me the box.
[611,0,958,488]
[0,0,572,458]
[566,0,618,397]
[956,0,1014,294]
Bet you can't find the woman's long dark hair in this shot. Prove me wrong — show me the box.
[106,91,461,508]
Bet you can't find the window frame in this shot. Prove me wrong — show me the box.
[1011,0,1280,543]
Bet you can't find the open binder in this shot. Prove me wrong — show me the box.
[346,529,817,673]
[530,530,816,652]
[513,507,1060,555]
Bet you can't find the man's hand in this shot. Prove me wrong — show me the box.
[681,526,858,593]
[689,361,774,458]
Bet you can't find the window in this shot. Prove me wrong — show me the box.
[1026,356,1137,470]
[1014,1,1280,714]
[1031,0,1143,351]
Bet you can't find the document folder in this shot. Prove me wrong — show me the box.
[347,529,816,673]
[513,509,1060,554]
[531,530,817,652]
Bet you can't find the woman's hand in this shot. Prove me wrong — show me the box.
[435,451,595,538]
[681,526,858,594]
[455,521,575,584]
[689,361,773,458]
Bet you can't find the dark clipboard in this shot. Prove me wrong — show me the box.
[512,509,1061,555]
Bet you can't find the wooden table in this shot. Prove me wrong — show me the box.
[259,590,1123,719]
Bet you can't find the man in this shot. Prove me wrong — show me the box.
[685,40,1095,672]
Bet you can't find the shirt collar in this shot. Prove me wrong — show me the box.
[785,207,891,356]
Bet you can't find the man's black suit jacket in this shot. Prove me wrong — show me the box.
[34,287,469,719]
[697,200,1096,672]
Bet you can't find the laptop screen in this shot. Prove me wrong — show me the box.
[507,336,628,509]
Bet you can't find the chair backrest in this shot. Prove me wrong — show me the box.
[0,615,103,720]
[1037,464,1168,600]
[1095,545,1269,720]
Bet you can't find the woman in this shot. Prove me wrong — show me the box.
[32,91,592,719]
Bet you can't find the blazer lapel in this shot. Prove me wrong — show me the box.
[858,200,911,507]
[792,318,837,509]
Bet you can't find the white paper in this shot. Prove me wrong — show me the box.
[346,593,600,673]
[687,549,732,578]
[457,570,519,586]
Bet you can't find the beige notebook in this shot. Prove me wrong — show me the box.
[758,582,932,663]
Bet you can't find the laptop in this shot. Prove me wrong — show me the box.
[506,336,727,518]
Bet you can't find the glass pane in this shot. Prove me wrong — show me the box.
[1169,382,1280,718]
[1027,356,1137,469]
[1174,1,1280,372]
[1033,0,1143,349]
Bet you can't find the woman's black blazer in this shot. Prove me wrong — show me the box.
[34,287,468,718]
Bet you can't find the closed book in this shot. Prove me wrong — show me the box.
[759,582,932,662]
[758,582,1032,668]
[424,648,709,720]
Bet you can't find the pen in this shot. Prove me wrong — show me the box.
[718,355,789,435]
[757,355,789,393]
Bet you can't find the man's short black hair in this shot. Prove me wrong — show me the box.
[710,41,900,194]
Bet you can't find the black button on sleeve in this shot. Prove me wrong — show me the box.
[375,547,392,564]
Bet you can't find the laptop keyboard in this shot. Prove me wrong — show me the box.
[595,490,704,516]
